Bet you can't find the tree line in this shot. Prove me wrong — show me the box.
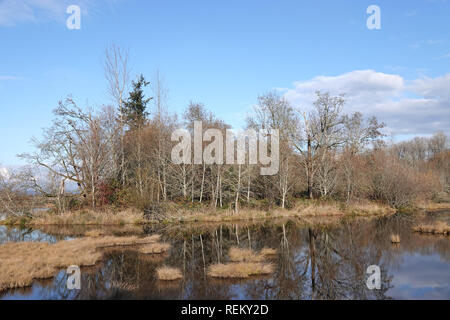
[1,46,449,216]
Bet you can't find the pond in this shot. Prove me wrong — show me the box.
[1,212,449,300]
[0,225,76,244]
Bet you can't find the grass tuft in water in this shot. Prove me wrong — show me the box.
[156,266,183,281]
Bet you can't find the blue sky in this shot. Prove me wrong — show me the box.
[0,0,449,166]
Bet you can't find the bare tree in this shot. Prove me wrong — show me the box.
[0,166,41,217]
[104,44,130,186]
[340,112,385,202]
[428,131,448,157]
[292,92,346,199]
[20,98,116,208]
[247,91,299,207]
[151,70,170,202]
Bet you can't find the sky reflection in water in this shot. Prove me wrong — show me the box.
[1,214,449,300]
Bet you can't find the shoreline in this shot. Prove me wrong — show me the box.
[3,200,447,227]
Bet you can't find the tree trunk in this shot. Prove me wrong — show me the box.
[235,164,241,214]
[199,163,205,203]
[307,136,314,199]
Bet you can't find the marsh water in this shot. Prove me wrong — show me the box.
[1,212,449,300]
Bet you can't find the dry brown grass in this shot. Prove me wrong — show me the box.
[293,200,394,217]
[260,247,277,256]
[416,201,450,212]
[212,247,277,278]
[163,202,394,224]
[29,208,145,226]
[84,229,106,237]
[413,222,450,235]
[170,208,277,223]
[0,234,161,291]
[94,234,161,248]
[138,242,171,254]
[138,253,168,264]
[390,234,401,243]
[305,202,392,216]
[2,199,400,228]
[298,204,343,216]
[228,247,265,262]
[156,266,183,281]
[347,202,395,216]
[207,262,274,278]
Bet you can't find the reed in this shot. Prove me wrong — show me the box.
[156,266,183,281]
[413,222,450,235]
[0,234,161,291]
[139,242,171,254]
[390,234,401,243]
[207,262,274,278]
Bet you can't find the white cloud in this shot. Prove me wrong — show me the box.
[282,70,450,136]
[410,74,450,100]
[0,0,64,26]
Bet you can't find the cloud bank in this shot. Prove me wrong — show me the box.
[282,70,450,136]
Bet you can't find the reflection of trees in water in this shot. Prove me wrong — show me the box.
[242,221,394,300]
[2,215,449,299]
[311,223,393,299]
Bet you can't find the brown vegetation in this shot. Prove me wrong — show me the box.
[390,234,401,243]
[207,262,274,279]
[208,246,276,279]
[260,247,277,256]
[138,242,171,254]
[84,229,107,237]
[0,199,401,228]
[417,200,450,212]
[0,234,161,291]
[413,222,450,235]
[28,208,144,226]
[156,266,183,281]
[229,247,265,262]
[2,48,448,221]
[228,247,277,262]
[158,200,396,225]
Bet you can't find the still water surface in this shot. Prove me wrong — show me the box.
[1,213,449,300]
